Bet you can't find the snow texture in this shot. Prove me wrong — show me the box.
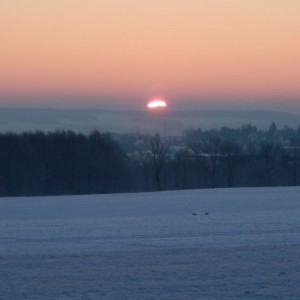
[1,187,300,299]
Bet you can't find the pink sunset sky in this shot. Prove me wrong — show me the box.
[0,0,300,111]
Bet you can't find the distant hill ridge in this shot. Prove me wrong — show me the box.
[0,108,299,134]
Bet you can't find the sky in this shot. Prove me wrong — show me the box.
[0,0,300,111]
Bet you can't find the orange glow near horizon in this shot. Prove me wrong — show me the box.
[0,1,300,109]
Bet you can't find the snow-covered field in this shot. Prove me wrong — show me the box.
[1,187,300,299]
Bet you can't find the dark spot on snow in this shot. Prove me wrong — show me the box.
[204,212,209,215]
[279,271,286,276]
[192,213,197,216]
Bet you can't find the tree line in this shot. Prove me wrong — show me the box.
[0,123,300,196]
[0,130,129,196]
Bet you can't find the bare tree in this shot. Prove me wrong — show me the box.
[255,143,282,186]
[288,137,300,186]
[150,132,169,191]
[220,141,242,187]
[199,136,221,188]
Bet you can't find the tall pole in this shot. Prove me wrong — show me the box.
[163,119,167,138]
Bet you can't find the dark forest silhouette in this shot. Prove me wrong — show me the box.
[0,123,300,196]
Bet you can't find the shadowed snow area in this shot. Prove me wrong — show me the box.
[1,187,300,299]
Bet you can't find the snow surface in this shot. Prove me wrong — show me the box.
[1,187,300,299]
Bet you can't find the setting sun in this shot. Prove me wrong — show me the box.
[147,99,167,109]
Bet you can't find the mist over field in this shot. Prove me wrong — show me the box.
[1,108,300,135]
